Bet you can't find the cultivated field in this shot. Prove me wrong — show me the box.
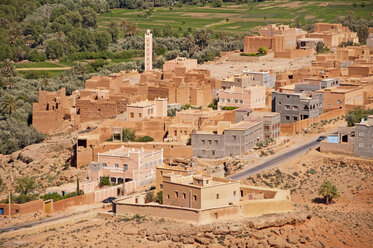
[98,0,373,35]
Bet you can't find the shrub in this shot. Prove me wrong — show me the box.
[155,191,163,204]
[122,128,136,142]
[258,46,268,55]
[221,106,239,110]
[145,191,154,203]
[136,136,154,142]
[100,176,111,186]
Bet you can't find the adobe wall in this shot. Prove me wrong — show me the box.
[115,202,239,224]
[77,100,117,123]
[0,199,44,216]
[274,49,312,59]
[53,193,95,212]
[320,141,354,155]
[240,199,292,217]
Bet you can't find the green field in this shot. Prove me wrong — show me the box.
[98,0,373,35]
[15,62,64,68]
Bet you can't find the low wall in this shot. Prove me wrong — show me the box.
[94,186,119,202]
[227,53,274,62]
[53,193,95,212]
[115,202,239,224]
[240,199,292,217]
[320,141,354,155]
[0,199,44,216]
[274,49,313,59]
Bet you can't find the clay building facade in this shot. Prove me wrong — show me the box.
[306,23,359,48]
[32,88,72,134]
[272,91,324,123]
[127,98,167,121]
[88,146,163,185]
[162,174,240,209]
[218,86,266,110]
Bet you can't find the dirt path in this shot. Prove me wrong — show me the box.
[16,67,72,71]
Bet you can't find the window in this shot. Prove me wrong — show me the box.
[285,116,290,120]
[167,194,170,199]
[193,195,197,201]
[233,191,236,196]
[175,191,179,198]
[293,116,298,121]
[337,100,341,104]
[115,164,119,168]
[214,140,218,145]
[183,193,186,199]
[139,113,142,117]
[208,140,212,145]
[293,106,298,111]
[214,213,218,220]
[216,193,219,199]
[160,184,163,189]
[202,140,205,144]
[264,125,270,131]
[233,136,237,141]
[160,171,163,175]
[286,95,290,98]
[278,101,282,105]
[103,163,107,167]
[130,112,134,118]
[212,150,215,155]
[240,100,243,104]
[285,105,290,110]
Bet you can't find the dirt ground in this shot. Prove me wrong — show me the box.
[199,55,316,80]
[0,132,87,198]
[1,144,371,247]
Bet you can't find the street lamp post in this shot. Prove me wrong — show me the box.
[122,164,128,196]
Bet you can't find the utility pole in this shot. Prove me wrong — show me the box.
[122,164,128,196]
[8,175,12,218]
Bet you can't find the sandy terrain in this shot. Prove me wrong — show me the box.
[199,55,316,80]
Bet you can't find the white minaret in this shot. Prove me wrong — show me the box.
[145,29,152,71]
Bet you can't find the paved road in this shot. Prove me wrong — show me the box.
[230,138,324,180]
[0,204,111,234]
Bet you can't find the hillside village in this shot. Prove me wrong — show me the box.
[0,17,373,248]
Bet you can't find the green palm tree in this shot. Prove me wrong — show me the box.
[319,181,340,205]
[0,95,17,116]
[1,59,17,78]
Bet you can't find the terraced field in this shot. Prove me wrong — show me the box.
[98,0,373,35]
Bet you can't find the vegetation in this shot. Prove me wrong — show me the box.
[15,176,37,195]
[256,138,275,149]
[316,42,330,54]
[144,191,154,203]
[344,107,373,127]
[221,106,239,110]
[121,128,154,142]
[319,181,340,205]
[155,190,163,204]
[100,176,112,186]
[41,191,84,202]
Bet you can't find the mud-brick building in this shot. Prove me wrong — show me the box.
[32,88,72,134]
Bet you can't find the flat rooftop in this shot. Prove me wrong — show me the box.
[250,111,280,117]
[127,100,155,108]
[98,146,161,157]
[231,121,261,130]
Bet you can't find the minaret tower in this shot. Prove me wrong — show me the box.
[145,29,152,71]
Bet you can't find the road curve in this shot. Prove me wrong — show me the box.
[230,139,321,180]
